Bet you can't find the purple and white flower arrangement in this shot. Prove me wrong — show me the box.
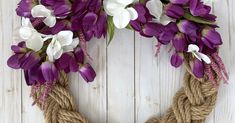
[8,0,228,102]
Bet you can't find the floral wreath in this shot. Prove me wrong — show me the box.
[7,0,229,123]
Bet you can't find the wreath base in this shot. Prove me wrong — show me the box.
[33,57,219,123]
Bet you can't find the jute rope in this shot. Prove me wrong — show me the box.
[32,56,220,123]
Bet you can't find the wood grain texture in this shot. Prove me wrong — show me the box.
[1,0,235,123]
[0,0,22,123]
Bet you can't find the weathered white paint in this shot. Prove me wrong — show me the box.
[1,0,235,123]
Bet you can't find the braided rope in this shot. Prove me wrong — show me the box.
[32,57,220,123]
[32,72,89,123]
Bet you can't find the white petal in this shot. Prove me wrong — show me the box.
[160,15,174,25]
[193,52,203,61]
[198,52,211,64]
[22,18,30,27]
[126,7,138,20]
[43,16,56,27]
[103,0,125,16]
[54,49,63,60]
[31,5,51,18]
[19,27,33,40]
[113,9,131,29]
[26,32,43,51]
[56,31,73,46]
[63,38,79,52]
[146,0,163,19]
[188,44,200,52]
[46,39,62,61]
[116,0,135,6]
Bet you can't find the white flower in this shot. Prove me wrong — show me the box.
[103,0,138,29]
[31,5,56,27]
[187,44,211,64]
[18,18,44,51]
[146,0,173,25]
[46,31,78,62]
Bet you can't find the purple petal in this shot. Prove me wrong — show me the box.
[41,62,59,82]
[74,47,85,64]
[79,63,96,82]
[172,33,187,51]
[142,23,164,37]
[7,54,24,69]
[192,59,205,78]
[177,20,198,37]
[165,4,185,19]
[171,53,184,68]
[202,27,222,45]
[20,52,40,70]
[170,0,189,4]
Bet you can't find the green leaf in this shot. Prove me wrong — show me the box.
[107,16,115,45]
[139,0,145,4]
[126,24,134,30]
[183,13,216,25]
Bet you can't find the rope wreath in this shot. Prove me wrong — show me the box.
[7,0,228,123]
[32,54,220,123]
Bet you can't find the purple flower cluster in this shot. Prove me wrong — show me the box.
[131,0,223,78]
[9,0,226,88]
[8,42,96,85]
[16,0,107,40]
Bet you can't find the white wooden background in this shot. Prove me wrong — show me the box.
[1,0,235,123]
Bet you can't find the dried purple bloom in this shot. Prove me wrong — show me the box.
[189,0,211,17]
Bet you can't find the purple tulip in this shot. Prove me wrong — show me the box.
[177,20,198,39]
[170,0,189,4]
[165,3,185,19]
[171,53,184,68]
[201,27,222,49]
[41,61,59,82]
[79,63,96,83]
[192,59,205,78]
[172,33,187,52]
[189,0,211,16]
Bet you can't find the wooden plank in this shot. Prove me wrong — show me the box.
[107,29,135,123]
[70,37,107,123]
[21,82,45,123]
[213,0,235,123]
[0,0,22,123]
[134,34,161,123]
